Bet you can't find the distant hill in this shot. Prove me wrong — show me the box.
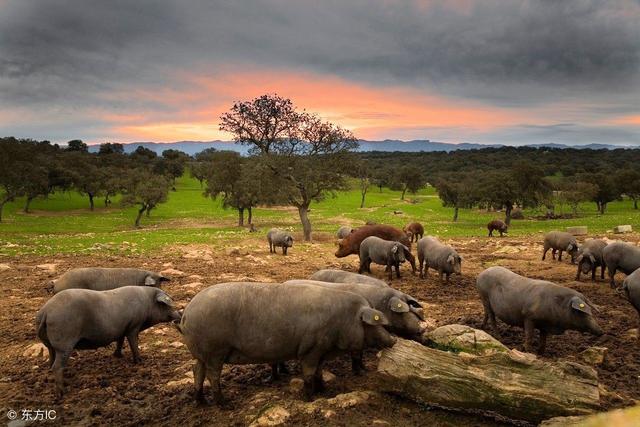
[87,139,629,155]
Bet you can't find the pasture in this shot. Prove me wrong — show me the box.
[1,173,640,426]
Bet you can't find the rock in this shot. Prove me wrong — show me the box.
[327,391,378,409]
[579,347,608,366]
[614,225,633,234]
[169,341,184,348]
[160,268,184,277]
[162,262,174,268]
[541,404,640,426]
[23,343,48,358]
[322,370,336,383]
[377,337,600,424]
[165,378,191,388]
[0,263,11,271]
[567,226,588,236]
[289,378,304,394]
[35,264,57,273]
[250,405,290,427]
[187,274,203,281]
[623,328,639,340]
[423,324,508,355]
[372,420,390,426]
[322,410,336,419]
[182,282,203,289]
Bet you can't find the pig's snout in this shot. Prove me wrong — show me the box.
[591,323,604,337]
[171,309,183,321]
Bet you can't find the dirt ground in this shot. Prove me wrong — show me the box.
[1,232,640,426]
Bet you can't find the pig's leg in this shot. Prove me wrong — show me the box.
[601,265,606,280]
[438,270,444,284]
[542,245,549,260]
[537,331,548,355]
[126,332,142,363]
[113,337,124,358]
[445,273,450,284]
[558,250,563,262]
[313,360,326,392]
[351,351,366,375]
[488,229,492,237]
[269,364,279,381]
[193,359,207,403]
[591,266,596,281]
[523,319,535,353]
[407,252,417,274]
[300,355,321,401]
[205,358,225,405]
[44,343,55,369]
[575,263,582,281]
[395,262,401,279]
[418,255,424,278]
[608,267,617,288]
[52,349,72,399]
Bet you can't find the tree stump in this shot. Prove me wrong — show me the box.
[376,338,600,424]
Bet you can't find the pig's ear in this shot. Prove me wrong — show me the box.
[144,276,157,286]
[391,245,399,254]
[360,308,389,326]
[389,297,409,313]
[406,297,423,309]
[335,239,343,247]
[447,254,455,264]
[570,297,592,315]
[156,292,174,306]
[589,255,596,264]
[576,254,584,263]
[567,243,574,252]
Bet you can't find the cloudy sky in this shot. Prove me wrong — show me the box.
[1,0,639,146]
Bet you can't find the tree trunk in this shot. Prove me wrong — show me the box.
[376,338,600,424]
[452,206,459,222]
[298,204,312,241]
[360,188,367,209]
[238,208,244,226]
[0,201,5,222]
[247,207,253,225]
[634,198,638,210]
[401,185,407,200]
[134,205,146,227]
[24,196,34,213]
[104,195,110,207]
[599,202,607,214]
[504,204,513,225]
[88,193,95,211]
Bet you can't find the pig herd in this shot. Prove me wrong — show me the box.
[33,222,640,406]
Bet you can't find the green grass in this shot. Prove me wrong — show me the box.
[1,174,639,256]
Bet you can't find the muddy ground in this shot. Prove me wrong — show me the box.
[1,232,640,426]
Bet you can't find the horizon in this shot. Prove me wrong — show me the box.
[1,1,639,146]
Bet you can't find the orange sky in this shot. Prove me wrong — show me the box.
[107,68,527,143]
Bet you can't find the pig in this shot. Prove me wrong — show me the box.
[50,267,169,294]
[403,222,424,242]
[335,224,416,273]
[542,231,579,264]
[417,236,462,283]
[177,282,395,403]
[284,279,424,373]
[575,239,608,282]
[622,268,640,325]
[309,269,389,287]
[477,266,603,354]
[36,286,181,397]
[358,236,410,281]
[267,229,294,255]
[336,226,353,239]
[487,219,508,237]
[603,241,640,288]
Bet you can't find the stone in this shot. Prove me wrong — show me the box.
[623,328,639,340]
[160,268,184,277]
[567,226,588,236]
[322,410,336,419]
[187,274,203,281]
[182,282,203,289]
[541,404,640,426]
[250,405,290,427]
[614,225,633,234]
[289,378,304,394]
[422,324,508,355]
[169,341,184,348]
[372,420,390,426]
[322,370,336,383]
[0,263,11,271]
[327,391,378,409]
[23,343,48,358]
[165,378,191,388]
[35,264,57,273]
[579,347,608,366]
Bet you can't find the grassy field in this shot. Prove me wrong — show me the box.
[1,173,638,256]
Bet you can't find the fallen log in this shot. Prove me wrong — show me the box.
[376,337,600,424]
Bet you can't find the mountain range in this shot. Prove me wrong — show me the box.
[87,140,630,155]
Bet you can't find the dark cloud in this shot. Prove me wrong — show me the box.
[0,0,638,143]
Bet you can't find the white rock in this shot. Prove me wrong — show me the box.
[166,378,191,388]
[160,268,184,277]
[250,405,290,427]
[35,264,57,273]
[23,343,48,358]
[0,263,11,271]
